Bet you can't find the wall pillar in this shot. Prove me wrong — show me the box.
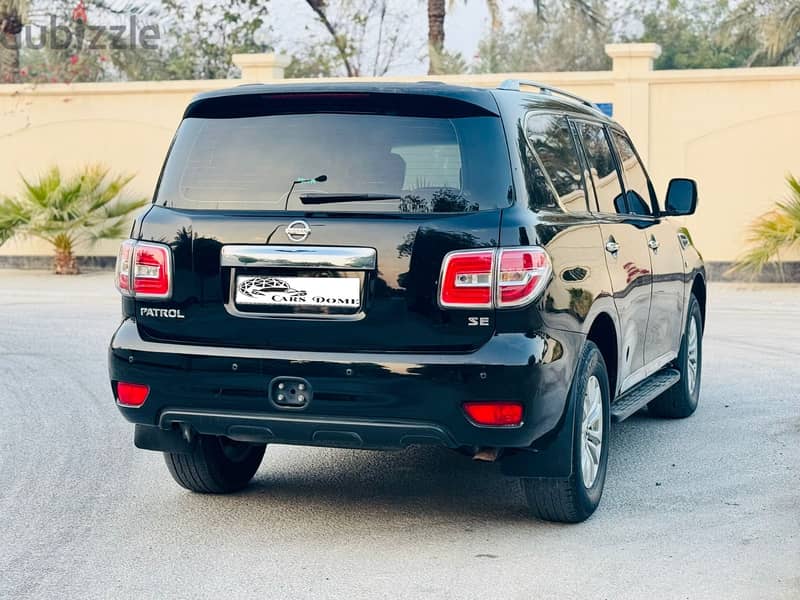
[605,43,660,163]
[232,53,291,82]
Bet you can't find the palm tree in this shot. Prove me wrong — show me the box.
[427,0,604,74]
[428,0,447,74]
[0,165,148,274]
[0,0,27,82]
[723,1,800,66]
[730,175,800,281]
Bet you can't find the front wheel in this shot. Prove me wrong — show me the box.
[523,340,611,523]
[164,435,266,494]
[649,293,703,419]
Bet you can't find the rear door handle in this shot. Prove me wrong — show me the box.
[648,237,660,251]
[605,240,620,254]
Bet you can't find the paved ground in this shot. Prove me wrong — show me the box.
[0,270,798,600]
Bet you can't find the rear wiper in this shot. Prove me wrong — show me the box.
[300,193,402,205]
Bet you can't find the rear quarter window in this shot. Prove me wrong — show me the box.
[524,113,589,213]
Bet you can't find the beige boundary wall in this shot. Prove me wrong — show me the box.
[1,43,799,267]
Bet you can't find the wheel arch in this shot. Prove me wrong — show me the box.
[586,311,618,399]
[691,273,707,328]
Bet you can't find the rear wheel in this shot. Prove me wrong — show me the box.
[649,294,703,419]
[523,341,610,523]
[164,435,266,493]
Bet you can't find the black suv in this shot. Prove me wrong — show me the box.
[109,81,705,522]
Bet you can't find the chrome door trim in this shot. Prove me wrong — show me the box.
[221,245,377,270]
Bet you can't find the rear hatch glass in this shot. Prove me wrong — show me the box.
[156,109,511,213]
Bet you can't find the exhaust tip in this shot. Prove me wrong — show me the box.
[472,447,502,462]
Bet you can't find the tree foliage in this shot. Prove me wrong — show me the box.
[624,0,800,69]
[722,0,800,66]
[473,2,610,73]
[159,0,270,80]
[622,0,756,69]
[2,0,799,82]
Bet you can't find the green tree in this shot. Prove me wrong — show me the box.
[624,0,756,69]
[473,2,609,73]
[159,0,271,80]
[722,0,800,66]
[0,165,148,274]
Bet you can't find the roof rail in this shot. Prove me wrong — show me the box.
[497,79,600,111]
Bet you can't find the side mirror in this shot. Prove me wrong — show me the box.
[664,178,698,216]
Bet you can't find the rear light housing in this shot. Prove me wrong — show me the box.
[496,248,551,308]
[115,382,150,407]
[439,249,494,308]
[438,247,551,309]
[463,402,524,427]
[115,240,172,299]
[115,240,134,293]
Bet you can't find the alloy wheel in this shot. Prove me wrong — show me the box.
[580,375,603,489]
[687,316,699,394]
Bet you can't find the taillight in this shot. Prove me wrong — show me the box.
[116,382,150,407]
[463,402,524,427]
[115,239,135,294]
[496,248,551,308]
[439,249,494,308]
[115,240,172,300]
[438,247,550,309]
[133,242,171,298]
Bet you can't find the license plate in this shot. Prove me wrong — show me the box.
[235,275,361,308]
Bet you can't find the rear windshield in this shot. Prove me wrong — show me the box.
[156,113,512,213]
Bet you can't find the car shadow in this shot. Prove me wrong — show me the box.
[164,407,685,527]
[238,444,533,523]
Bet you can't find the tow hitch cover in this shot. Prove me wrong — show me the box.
[269,377,312,408]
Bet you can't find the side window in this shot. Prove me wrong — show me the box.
[524,114,588,213]
[576,121,625,214]
[610,130,655,216]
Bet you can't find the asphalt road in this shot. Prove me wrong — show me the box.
[1,270,798,600]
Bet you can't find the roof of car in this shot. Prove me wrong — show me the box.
[186,81,610,122]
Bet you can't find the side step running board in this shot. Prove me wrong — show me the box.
[610,368,680,423]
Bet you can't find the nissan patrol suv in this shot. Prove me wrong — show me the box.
[109,81,705,522]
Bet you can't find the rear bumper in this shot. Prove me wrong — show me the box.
[109,319,583,451]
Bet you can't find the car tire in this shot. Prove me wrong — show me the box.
[523,340,611,523]
[649,294,703,419]
[164,435,266,494]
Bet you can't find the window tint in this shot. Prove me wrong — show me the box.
[157,113,512,213]
[576,121,625,214]
[392,143,461,190]
[610,130,654,216]
[524,114,588,213]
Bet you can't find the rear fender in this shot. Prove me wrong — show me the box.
[500,367,577,478]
